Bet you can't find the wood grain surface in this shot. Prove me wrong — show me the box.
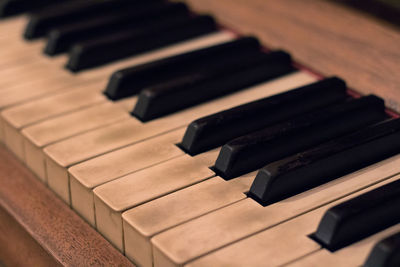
[180,0,400,112]
[0,144,134,267]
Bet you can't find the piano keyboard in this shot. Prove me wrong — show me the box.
[0,1,399,266]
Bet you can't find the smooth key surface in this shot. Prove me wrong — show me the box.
[105,37,261,100]
[0,0,69,17]
[43,72,316,204]
[93,150,219,251]
[151,154,400,267]
[69,128,187,226]
[133,51,293,121]
[123,173,255,267]
[364,232,400,267]
[1,31,236,164]
[215,95,386,179]
[44,2,186,55]
[312,179,400,251]
[24,0,162,39]
[187,175,400,267]
[22,100,135,182]
[287,224,400,267]
[66,15,217,71]
[179,77,347,155]
[249,118,400,205]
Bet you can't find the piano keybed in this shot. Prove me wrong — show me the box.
[0,1,399,267]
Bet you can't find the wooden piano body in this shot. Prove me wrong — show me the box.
[0,0,399,266]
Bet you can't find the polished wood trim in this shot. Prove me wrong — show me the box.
[0,144,134,266]
[0,205,60,267]
[180,0,400,112]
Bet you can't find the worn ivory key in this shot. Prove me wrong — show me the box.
[69,128,187,226]
[286,224,400,267]
[0,32,235,157]
[186,175,400,267]
[150,154,400,267]
[43,72,316,204]
[93,149,220,252]
[122,172,256,267]
[0,31,235,143]
[20,99,136,180]
[0,31,235,110]
[1,80,108,158]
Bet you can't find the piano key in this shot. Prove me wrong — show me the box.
[287,225,400,267]
[1,34,234,131]
[22,100,135,180]
[94,149,219,251]
[364,232,400,267]
[215,95,386,179]
[123,173,255,267]
[133,51,294,121]
[42,72,316,203]
[0,0,68,18]
[24,0,163,39]
[66,15,218,72]
[69,128,186,226]
[44,2,190,55]
[150,154,400,267]
[186,175,400,267]
[312,179,400,251]
[249,118,400,205]
[0,31,234,143]
[105,37,261,101]
[1,80,107,129]
[179,77,347,155]
[0,31,234,107]
[1,81,108,160]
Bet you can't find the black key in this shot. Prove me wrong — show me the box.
[311,179,400,251]
[132,51,294,122]
[364,232,400,267]
[215,95,386,180]
[179,77,347,156]
[105,37,261,100]
[0,0,69,18]
[66,15,217,72]
[249,118,400,206]
[44,2,188,55]
[24,0,162,39]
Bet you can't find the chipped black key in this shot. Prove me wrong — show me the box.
[364,232,400,267]
[132,51,294,121]
[0,0,69,18]
[24,0,162,39]
[312,179,400,251]
[215,95,386,179]
[249,118,400,206]
[180,77,347,155]
[105,37,261,100]
[44,2,188,55]
[66,15,217,72]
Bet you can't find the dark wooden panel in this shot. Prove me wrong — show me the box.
[0,144,134,266]
[180,0,400,112]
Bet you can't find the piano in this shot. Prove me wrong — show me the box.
[0,0,399,266]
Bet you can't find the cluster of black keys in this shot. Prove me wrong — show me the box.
[0,0,399,266]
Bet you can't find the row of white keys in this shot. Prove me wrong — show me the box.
[285,224,400,267]
[0,29,235,109]
[0,31,237,156]
[186,175,400,267]
[69,128,187,226]
[121,171,255,267]
[41,71,316,204]
[149,154,400,267]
